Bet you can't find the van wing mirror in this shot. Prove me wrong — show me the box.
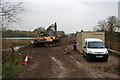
[84,46,86,48]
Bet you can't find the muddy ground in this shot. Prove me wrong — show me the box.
[17,36,119,78]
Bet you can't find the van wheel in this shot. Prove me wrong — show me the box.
[104,59,108,62]
[83,54,85,57]
[86,58,90,62]
[103,58,108,62]
[86,55,90,61]
[82,51,85,57]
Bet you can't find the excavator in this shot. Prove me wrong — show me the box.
[33,22,63,46]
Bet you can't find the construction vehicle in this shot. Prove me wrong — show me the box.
[33,22,64,46]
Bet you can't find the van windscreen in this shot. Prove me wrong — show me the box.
[88,41,105,48]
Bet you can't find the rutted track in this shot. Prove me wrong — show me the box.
[17,36,119,78]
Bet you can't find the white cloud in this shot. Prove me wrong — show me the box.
[10,0,118,33]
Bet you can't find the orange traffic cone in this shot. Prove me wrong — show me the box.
[23,53,28,65]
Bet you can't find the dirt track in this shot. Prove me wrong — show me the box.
[17,36,119,78]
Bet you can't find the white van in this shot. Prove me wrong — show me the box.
[83,38,109,62]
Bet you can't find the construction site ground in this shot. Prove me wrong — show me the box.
[17,36,119,78]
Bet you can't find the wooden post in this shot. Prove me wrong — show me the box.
[11,46,15,64]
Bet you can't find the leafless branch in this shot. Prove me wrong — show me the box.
[0,0,24,29]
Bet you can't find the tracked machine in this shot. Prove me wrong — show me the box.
[33,22,64,47]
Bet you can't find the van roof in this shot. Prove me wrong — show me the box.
[85,38,103,42]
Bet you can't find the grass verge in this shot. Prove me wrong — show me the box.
[2,39,29,79]
[2,64,22,79]
[2,39,32,49]
[109,50,120,74]
[2,50,24,79]
[109,50,120,59]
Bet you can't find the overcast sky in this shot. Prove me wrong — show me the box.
[11,0,119,33]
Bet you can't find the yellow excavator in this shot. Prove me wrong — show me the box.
[33,22,63,46]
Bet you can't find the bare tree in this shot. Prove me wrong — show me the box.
[0,0,24,30]
[116,19,120,32]
[107,16,118,33]
[94,16,119,32]
[97,20,107,31]
[93,26,99,31]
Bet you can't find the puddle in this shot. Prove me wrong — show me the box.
[14,46,23,51]
[75,61,80,65]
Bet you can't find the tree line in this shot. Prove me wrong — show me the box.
[94,16,120,33]
[2,29,36,38]
[2,27,65,38]
[93,16,120,42]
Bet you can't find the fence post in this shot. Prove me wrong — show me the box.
[11,46,15,64]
